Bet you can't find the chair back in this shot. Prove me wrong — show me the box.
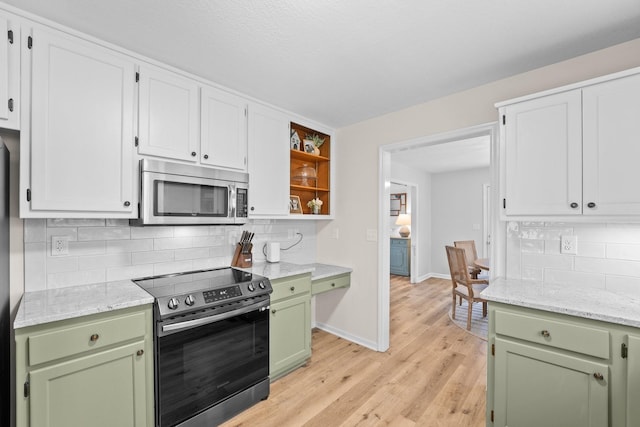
[445,245,471,288]
[454,240,478,267]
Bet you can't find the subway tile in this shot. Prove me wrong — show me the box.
[78,253,132,270]
[153,260,194,276]
[192,235,224,247]
[211,246,234,258]
[576,242,606,258]
[69,240,106,256]
[107,239,154,253]
[173,226,211,237]
[521,253,573,270]
[544,239,561,255]
[106,219,130,227]
[575,224,640,244]
[192,257,225,271]
[174,247,210,261]
[24,219,46,243]
[24,243,47,292]
[130,227,174,239]
[46,256,79,274]
[48,219,105,227]
[78,227,131,241]
[544,269,605,289]
[107,265,154,282]
[132,250,174,265]
[46,227,78,241]
[575,257,640,277]
[521,266,543,281]
[47,269,106,289]
[521,239,544,254]
[606,243,640,261]
[154,237,193,250]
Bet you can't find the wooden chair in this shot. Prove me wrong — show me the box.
[445,246,488,331]
[454,240,482,279]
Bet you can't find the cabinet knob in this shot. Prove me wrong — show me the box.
[570,202,579,209]
[191,151,197,157]
[136,349,144,356]
[203,154,209,159]
[124,201,130,207]
[540,330,550,338]
[271,309,276,314]
[331,283,335,287]
[593,372,604,381]
[290,286,295,292]
[90,334,99,342]
[251,206,255,211]
[587,202,596,208]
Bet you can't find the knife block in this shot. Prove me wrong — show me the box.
[231,243,253,268]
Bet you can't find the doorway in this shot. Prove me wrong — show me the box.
[377,122,502,351]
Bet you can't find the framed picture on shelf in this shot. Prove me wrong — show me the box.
[390,192,406,216]
[303,140,315,154]
[289,195,303,214]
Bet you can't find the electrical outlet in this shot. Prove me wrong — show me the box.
[52,236,69,256]
[560,235,577,255]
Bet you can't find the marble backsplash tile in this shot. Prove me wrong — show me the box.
[24,219,317,291]
[507,221,640,295]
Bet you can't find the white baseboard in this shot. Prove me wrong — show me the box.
[314,322,379,352]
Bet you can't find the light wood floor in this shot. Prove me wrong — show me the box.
[221,276,487,426]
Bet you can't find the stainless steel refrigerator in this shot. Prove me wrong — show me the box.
[0,142,8,426]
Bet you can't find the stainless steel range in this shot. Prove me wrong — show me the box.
[134,267,272,427]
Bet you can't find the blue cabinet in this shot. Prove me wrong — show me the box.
[390,238,410,276]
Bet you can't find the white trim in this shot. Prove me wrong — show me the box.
[379,122,502,351]
[314,322,378,352]
[390,179,419,284]
[483,183,491,258]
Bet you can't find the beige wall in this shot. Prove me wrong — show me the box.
[315,38,640,348]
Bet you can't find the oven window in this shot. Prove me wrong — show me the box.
[155,180,228,217]
[156,309,269,427]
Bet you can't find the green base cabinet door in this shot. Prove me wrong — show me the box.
[269,274,311,380]
[494,337,608,427]
[30,341,147,427]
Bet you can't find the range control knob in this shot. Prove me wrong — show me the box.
[258,281,266,290]
[248,283,256,292]
[185,295,195,306]
[168,297,179,310]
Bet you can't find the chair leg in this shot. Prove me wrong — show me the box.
[482,302,487,318]
[466,300,472,330]
[452,293,457,320]
[458,296,462,306]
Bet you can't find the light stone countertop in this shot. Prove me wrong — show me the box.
[482,277,640,328]
[14,280,154,329]
[240,261,352,281]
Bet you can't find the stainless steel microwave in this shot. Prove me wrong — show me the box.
[131,159,249,226]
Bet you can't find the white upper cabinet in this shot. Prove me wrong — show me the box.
[500,69,640,218]
[137,63,199,162]
[0,13,20,130]
[582,73,640,216]
[503,90,583,216]
[200,86,247,171]
[24,25,136,217]
[247,103,289,216]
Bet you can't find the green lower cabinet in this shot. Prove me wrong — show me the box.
[269,273,311,380]
[494,337,608,427]
[15,305,154,427]
[487,302,640,427]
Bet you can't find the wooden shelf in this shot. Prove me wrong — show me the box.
[290,122,331,215]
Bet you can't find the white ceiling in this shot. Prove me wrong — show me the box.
[3,1,640,128]
[391,135,490,174]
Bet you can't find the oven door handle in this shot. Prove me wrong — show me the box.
[160,300,270,335]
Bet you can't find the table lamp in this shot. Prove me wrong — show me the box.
[395,214,411,238]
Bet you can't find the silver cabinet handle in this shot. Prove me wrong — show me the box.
[593,373,604,380]
[541,330,550,338]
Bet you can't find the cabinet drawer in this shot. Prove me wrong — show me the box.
[312,273,350,296]
[391,238,408,247]
[28,311,147,366]
[271,274,311,302]
[495,310,610,359]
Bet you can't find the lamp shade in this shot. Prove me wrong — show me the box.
[395,214,411,237]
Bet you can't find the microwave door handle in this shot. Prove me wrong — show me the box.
[229,185,236,218]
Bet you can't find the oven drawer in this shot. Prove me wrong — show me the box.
[495,309,610,359]
[271,274,312,302]
[28,311,147,366]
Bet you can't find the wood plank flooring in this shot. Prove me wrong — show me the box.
[221,276,487,426]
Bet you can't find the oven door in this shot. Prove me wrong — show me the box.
[155,300,270,427]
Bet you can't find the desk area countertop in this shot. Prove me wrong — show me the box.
[482,277,640,329]
[240,261,352,281]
